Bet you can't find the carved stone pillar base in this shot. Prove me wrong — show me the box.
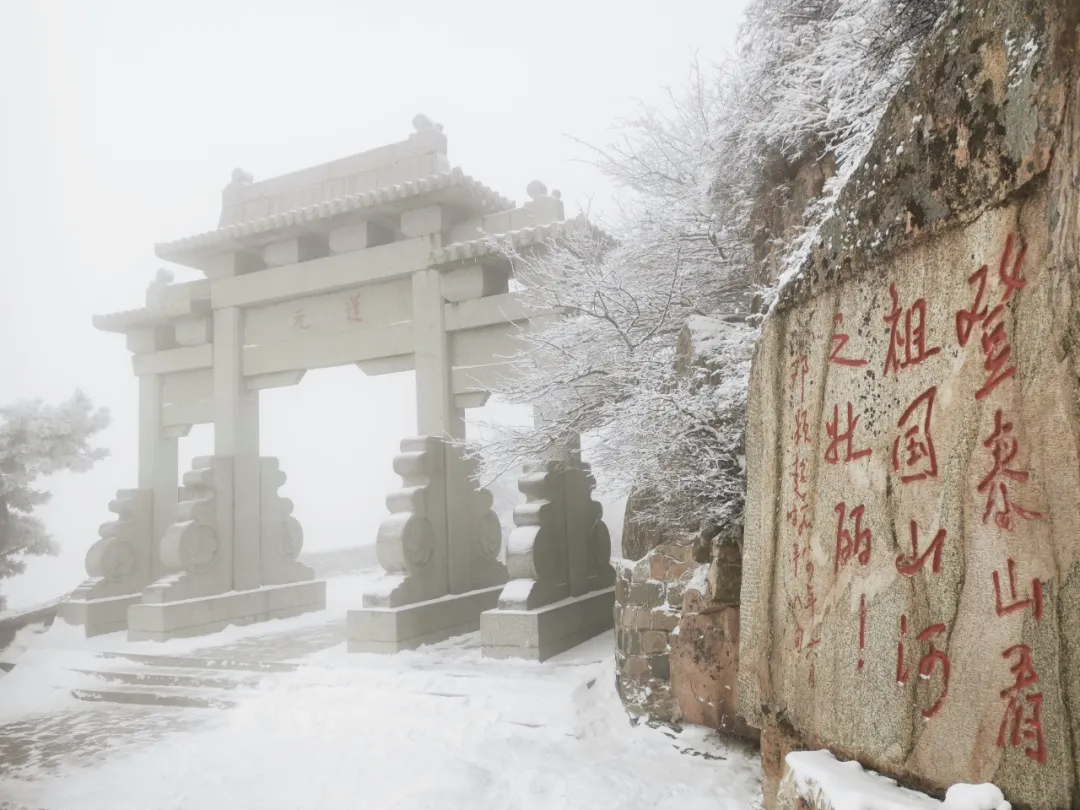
[127,579,326,642]
[347,584,502,654]
[481,586,615,661]
[351,437,508,653]
[479,452,616,660]
[61,488,154,637]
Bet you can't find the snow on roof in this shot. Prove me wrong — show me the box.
[156,167,514,263]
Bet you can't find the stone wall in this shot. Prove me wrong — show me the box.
[614,538,755,739]
[740,1,1080,809]
[613,542,694,723]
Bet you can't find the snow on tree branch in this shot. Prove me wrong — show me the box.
[465,0,948,544]
[0,390,110,606]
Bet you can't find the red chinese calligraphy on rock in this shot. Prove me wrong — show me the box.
[791,354,810,404]
[893,387,938,483]
[994,559,1043,620]
[956,234,1028,401]
[896,615,951,718]
[791,457,809,500]
[978,409,1042,530]
[883,284,940,376]
[895,520,946,576]
[998,644,1045,764]
[793,408,812,447]
[834,502,871,574]
[825,402,872,465]
[830,313,869,367]
[806,638,820,687]
[786,502,812,537]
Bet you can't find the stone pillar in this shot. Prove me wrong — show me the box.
[138,373,177,582]
[410,268,458,596]
[213,305,260,593]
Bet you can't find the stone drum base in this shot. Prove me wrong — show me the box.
[60,593,144,638]
[481,586,615,662]
[127,580,327,642]
[347,585,504,654]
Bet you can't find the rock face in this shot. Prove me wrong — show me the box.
[740,1,1080,809]
[669,593,754,739]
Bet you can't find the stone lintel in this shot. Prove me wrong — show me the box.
[126,580,326,642]
[210,237,431,310]
[481,586,615,662]
[132,344,213,377]
[346,585,503,654]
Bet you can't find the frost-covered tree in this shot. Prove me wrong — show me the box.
[469,211,754,538]
[469,0,949,545]
[0,391,111,609]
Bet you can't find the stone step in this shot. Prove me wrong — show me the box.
[72,667,261,691]
[71,684,236,710]
[96,651,300,674]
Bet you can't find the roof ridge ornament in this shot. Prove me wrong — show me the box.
[526,181,548,200]
[412,113,444,134]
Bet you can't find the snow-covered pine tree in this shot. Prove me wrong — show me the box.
[0,391,110,609]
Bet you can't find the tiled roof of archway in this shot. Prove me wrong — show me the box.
[155,168,514,261]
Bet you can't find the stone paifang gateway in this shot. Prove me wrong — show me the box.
[61,116,615,659]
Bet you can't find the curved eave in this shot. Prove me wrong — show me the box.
[431,219,616,266]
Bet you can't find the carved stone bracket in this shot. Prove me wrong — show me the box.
[364,437,446,608]
[500,455,613,610]
[71,488,154,602]
[502,461,568,610]
[144,456,231,604]
[260,457,315,586]
[452,448,509,590]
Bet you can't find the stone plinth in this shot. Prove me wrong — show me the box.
[481,587,614,661]
[348,585,502,654]
[128,580,326,642]
[61,594,142,638]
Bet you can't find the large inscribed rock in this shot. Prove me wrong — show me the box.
[740,1,1080,807]
[745,196,1080,806]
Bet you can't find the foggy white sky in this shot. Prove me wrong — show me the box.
[0,0,748,608]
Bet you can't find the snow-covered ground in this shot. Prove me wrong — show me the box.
[0,573,763,810]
